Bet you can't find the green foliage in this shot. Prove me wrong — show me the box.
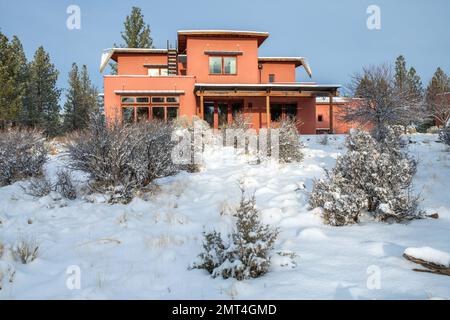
[63,63,98,133]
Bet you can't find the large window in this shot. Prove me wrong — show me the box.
[209,56,237,75]
[121,96,180,123]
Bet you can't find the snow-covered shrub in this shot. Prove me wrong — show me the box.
[193,187,279,280]
[55,170,77,200]
[0,261,16,290]
[12,238,39,264]
[0,129,47,186]
[66,118,178,203]
[427,126,440,134]
[23,177,52,197]
[310,128,422,225]
[273,118,303,163]
[439,125,450,145]
[310,172,367,226]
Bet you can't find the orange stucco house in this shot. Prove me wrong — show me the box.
[100,30,350,134]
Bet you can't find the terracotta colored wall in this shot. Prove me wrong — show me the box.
[104,75,196,124]
[185,37,259,83]
[117,54,168,75]
[316,103,365,134]
[260,62,296,83]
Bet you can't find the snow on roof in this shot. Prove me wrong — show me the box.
[258,57,312,77]
[177,29,269,36]
[100,48,168,73]
[316,97,350,104]
[195,83,341,88]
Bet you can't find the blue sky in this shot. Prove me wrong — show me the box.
[0,0,449,99]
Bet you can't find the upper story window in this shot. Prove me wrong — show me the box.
[148,68,168,76]
[209,56,237,75]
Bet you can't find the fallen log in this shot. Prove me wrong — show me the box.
[403,253,450,276]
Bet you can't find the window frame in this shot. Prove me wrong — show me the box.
[208,56,237,75]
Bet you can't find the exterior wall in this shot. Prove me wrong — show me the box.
[186,37,259,83]
[117,54,168,75]
[316,102,365,134]
[103,75,196,124]
[259,62,296,83]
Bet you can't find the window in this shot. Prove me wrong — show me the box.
[122,107,135,124]
[148,68,168,76]
[218,103,228,127]
[271,104,282,122]
[166,96,179,103]
[152,107,165,120]
[286,104,297,119]
[209,57,222,74]
[151,97,165,104]
[232,103,243,117]
[136,97,149,104]
[121,97,135,104]
[269,74,275,83]
[209,56,237,75]
[204,102,215,127]
[136,107,149,122]
[318,115,323,122]
[223,57,236,74]
[167,107,179,120]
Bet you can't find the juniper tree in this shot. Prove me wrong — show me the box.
[25,47,61,136]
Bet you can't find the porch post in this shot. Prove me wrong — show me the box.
[200,93,204,119]
[329,94,334,134]
[266,94,271,128]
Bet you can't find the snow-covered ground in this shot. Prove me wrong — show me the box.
[0,134,449,299]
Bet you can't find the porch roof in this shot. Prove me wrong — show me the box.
[194,83,340,97]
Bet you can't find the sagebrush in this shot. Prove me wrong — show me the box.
[0,129,47,186]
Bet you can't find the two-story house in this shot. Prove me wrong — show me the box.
[100,30,342,134]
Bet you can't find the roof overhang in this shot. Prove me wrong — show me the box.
[258,57,313,77]
[100,48,168,73]
[177,30,269,53]
[114,90,185,95]
[194,83,340,97]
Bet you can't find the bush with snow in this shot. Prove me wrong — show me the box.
[272,118,303,163]
[55,170,77,200]
[0,129,47,186]
[439,125,450,145]
[12,238,39,264]
[23,177,52,197]
[310,128,422,226]
[193,187,279,280]
[66,117,179,203]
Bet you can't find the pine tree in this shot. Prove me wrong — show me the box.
[26,46,61,136]
[394,55,408,92]
[63,63,98,132]
[406,67,423,100]
[425,68,450,126]
[0,33,28,128]
[109,6,154,74]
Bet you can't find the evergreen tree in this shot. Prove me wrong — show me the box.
[394,55,408,92]
[425,68,450,126]
[63,63,98,132]
[26,46,61,136]
[110,6,154,74]
[406,67,423,100]
[0,33,28,128]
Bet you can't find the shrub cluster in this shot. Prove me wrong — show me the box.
[193,187,279,280]
[310,127,422,226]
[66,118,179,203]
[0,129,47,186]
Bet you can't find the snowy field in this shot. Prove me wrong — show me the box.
[0,134,449,299]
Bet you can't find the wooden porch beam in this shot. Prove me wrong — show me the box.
[329,95,334,134]
[195,91,319,97]
[266,94,271,129]
[199,93,204,119]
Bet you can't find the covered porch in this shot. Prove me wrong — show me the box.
[194,83,340,134]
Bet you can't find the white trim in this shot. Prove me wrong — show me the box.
[194,83,341,88]
[114,90,185,95]
[100,48,168,73]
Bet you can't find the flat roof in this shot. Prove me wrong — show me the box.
[114,90,185,95]
[194,83,340,93]
[177,30,269,52]
[100,48,168,72]
[258,57,312,77]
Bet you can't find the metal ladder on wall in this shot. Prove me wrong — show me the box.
[167,41,178,75]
